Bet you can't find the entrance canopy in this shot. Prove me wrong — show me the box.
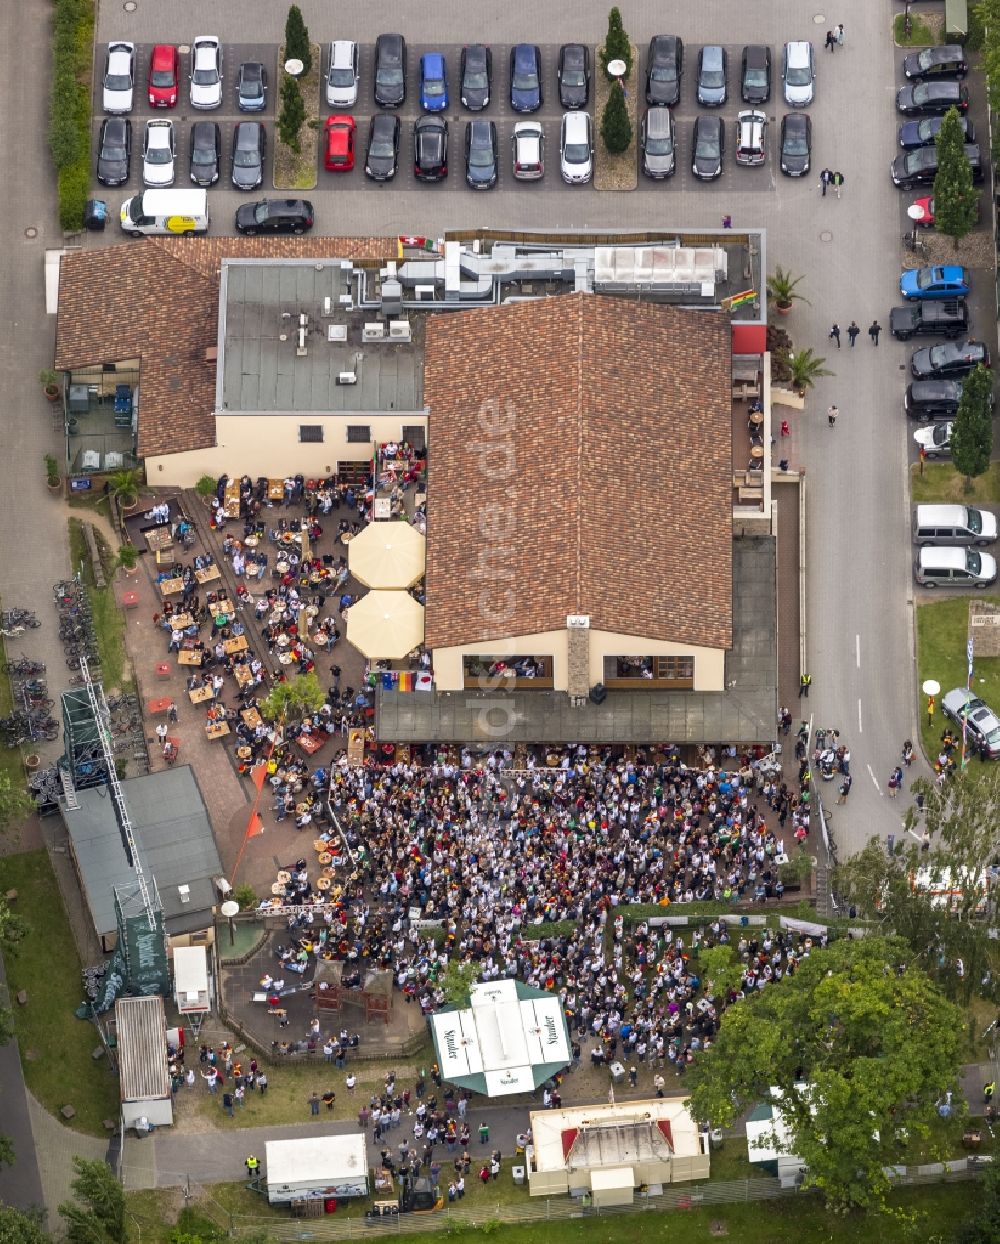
[430,979,571,1097]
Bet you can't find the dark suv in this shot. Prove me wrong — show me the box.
[646,35,683,106]
[890,299,970,341]
[902,44,968,81]
[374,33,407,107]
[905,379,965,419]
[235,198,314,235]
[413,115,448,181]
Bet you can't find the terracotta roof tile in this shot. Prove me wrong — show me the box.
[423,294,733,651]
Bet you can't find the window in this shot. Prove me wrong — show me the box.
[603,655,694,689]
[346,425,371,443]
[463,655,554,689]
[402,424,427,451]
[299,425,324,443]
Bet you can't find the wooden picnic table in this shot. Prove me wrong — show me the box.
[144,526,173,552]
[223,635,248,655]
[297,733,325,755]
[194,565,221,585]
[208,599,232,618]
[233,664,253,686]
[158,577,184,597]
[205,721,231,740]
[178,649,204,666]
[170,612,195,629]
[188,685,215,704]
[267,479,285,501]
[242,708,263,728]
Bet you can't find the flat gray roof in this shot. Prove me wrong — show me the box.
[218,259,423,414]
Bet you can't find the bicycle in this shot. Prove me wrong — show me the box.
[902,231,927,253]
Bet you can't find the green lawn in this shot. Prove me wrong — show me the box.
[0,850,119,1134]
[910,462,1000,506]
[893,12,937,46]
[68,517,129,692]
[0,634,27,792]
[915,595,1000,763]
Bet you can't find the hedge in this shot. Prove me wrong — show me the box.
[50,0,94,232]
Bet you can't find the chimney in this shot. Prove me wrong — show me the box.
[565,615,591,700]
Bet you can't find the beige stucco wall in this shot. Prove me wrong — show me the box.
[433,629,726,693]
[146,412,427,486]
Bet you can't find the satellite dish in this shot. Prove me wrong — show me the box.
[220,900,240,919]
[607,58,627,78]
[907,204,927,221]
[922,679,940,696]
[285,58,304,77]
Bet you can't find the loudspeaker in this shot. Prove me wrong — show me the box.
[589,683,607,705]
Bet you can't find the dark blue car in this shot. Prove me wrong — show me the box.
[510,44,542,112]
[420,52,448,112]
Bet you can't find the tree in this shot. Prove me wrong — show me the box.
[600,83,632,154]
[951,364,994,490]
[954,1158,1000,1243]
[278,77,306,152]
[933,106,979,246]
[59,1157,125,1244]
[975,0,1000,102]
[686,937,965,1211]
[0,1205,52,1244]
[260,671,326,723]
[766,266,810,311]
[284,5,312,76]
[441,959,480,1008]
[600,7,633,79]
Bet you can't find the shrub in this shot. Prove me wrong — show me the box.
[600,6,633,79]
[279,76,306,152]
[284,5,312,76]
[49,0,94,234]
[600,83,632,153]
[58,159,89,232]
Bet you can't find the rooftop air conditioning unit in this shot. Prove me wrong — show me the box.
[389,320,411,341]
[178,884,191,904]
[337,371,358,385]
[415,285,435,300]
[338,293,353,308]
[363,322,385,341]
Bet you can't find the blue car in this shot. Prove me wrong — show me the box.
[510,43,542,112]
[420,52,448,112]
[899,265,970,300]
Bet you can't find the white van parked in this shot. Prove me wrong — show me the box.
[119,189,209,236]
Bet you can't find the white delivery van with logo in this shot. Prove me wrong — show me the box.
[119,189,209,236]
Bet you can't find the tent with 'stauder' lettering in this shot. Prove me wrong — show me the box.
[429,979,571,1097]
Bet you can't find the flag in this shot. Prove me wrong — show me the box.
[724,289,757,311]
[245,811,264,839]
[967,638,974,684]
[251,762,267,792]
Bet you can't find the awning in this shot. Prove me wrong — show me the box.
[346,591,424,659]
[347,522,426,589]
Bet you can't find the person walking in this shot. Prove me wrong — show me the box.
[825,29,836,51]
[799,673,811,699]
[836,24,845,47]
[653,1073,665,1098]
[222,1091,234,1118]
[819,168,831,196]
[869,319,881,346]
[985,1080,996,1104]
[829,323,841,348]
[832,170,845,198]
[847,321,860,347]
[245,1154,259,1180]
[478,1121,490,1145]
[837,774,852,804]
[257,1071,268,1095]
[309,1091,321,1117]
[827,404,839,427]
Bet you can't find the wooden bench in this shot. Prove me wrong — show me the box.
[738,486,765,503]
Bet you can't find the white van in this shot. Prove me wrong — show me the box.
[119,189,209,236]
[913,504,997,547]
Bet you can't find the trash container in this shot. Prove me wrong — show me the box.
[511,1166,525,1185]
[609,1061,625,1083]
[83,199,108,231]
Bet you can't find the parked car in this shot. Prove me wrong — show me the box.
[914,504,997,547]
[646,35,683,107]
[231,120,265,190]
[364,113,400,180]
[142,119,175,186]
[941,687,1000,757]
[896,81,969,115]
[741,45,771,104]
[696,45,728,106]
[735,110,766,168]
[891,144,982,189]
[640,107,676,178]
[147,44,179,108]
[900,265,970,300]
[326,41,359,108]
[460,44,492,110]
[779,113,810,176]
[559,110,593,184]
[915,547,997,589]
[905,379,965,419]
[692,114,724,180]
[898,115,973,149]
[557,43,590,109]
[235,198,314,235]
[190,36,222,109]
[911,195,935,226]
[236,62,268,113]
[912,421,953,457]
[324,115,356,172]
[374,33,407,107]
[512,121,544,179]
[890,299,970,340]
[189,120,221,186]
[420,52,449,112]
[465,119,498,189]
[103,41,135,113]
[903,45,968,81]
[782,41,814,107]
[413,115,448,181]
[510,44,542,112]
[97,117,131,186]
[910,340,990,380]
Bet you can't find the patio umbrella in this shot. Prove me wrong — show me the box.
[347,522,426,589]
[346,591,425,660]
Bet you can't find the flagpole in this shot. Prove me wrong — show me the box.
[962,634,973,769]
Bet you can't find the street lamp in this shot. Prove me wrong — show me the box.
[220,899,239,948]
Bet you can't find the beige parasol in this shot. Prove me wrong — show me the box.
[346,591,425,659]
[347,521,426,589]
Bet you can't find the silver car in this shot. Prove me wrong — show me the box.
[783,41,815,107]
[559,111,592,184]
[913,421,952,457]
[103,42,135,114]
[941,687,1000,758]
[327,41,359,108]
[190,36,223,110]
[512,121,544,179]
[735,110,767,167]
[640,108,675,178]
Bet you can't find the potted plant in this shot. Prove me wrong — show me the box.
[787,348,833,395]
[39,369,62,402]
[195,475,218,508]
[44,454,62,494]
[109,468,141,511]
[118,544,138,575]
[766,267,810,316]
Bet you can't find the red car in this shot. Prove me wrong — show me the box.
[148,44,180,107]
[324,115,356,171]
[910,196,934,228]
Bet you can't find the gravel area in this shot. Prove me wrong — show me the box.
[594,43,638,192]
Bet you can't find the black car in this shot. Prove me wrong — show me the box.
[465,119,498,189]
[235,198,314,235]
[905,379,965,419]
[646,35,683,107]
[236,61,267,112]
[892,143,982,189]
[460,43,492,110]
[890,299,970,341]
[510,44,543,112]
[374,33,407,107]
[189,120,221,186]
[692,114,723,180]
[413,115,448,181]
[97,116,131,186]
[557,43,590,109]
[903,44,968,81]
[231,120,265,190]
[365,112,400,180]
[779,113,811,177]
[741,45,771,104]
[910,340,990,380]
[896,81,970,116]
[898,115,974,150]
